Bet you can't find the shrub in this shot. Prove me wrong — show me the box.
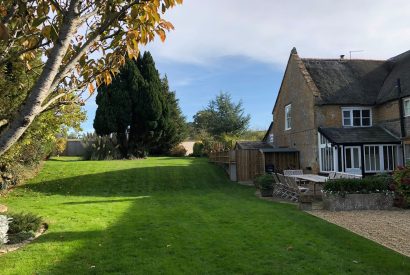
[169,145,187,157]
[7,212,43,245]
[82,133,122,160]
[323,175,392,195]
[54,137,67,156]
[192,142,205,157]
[255,174,273,190]
[392,166,410,208]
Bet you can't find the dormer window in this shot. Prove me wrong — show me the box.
[342,107,372,127]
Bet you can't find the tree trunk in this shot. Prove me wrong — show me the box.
[0,3,80,156]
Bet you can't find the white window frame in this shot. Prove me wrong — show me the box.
[318,133,336,172]
[364,144,397,173]
[342,107,372,127]
[285,104,292,130]
[404,98,410,117]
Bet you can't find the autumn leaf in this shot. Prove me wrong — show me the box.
[88,83,95,94]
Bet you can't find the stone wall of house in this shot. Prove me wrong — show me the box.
[315,105,343,128]
[374,100,402,137]
[271,52,319,173]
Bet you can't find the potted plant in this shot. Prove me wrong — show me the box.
[255,174,274,197]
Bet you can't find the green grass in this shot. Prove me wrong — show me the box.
[0,157,409,274]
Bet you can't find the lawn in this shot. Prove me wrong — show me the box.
[0,157,409,274]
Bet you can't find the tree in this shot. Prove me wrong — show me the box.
[0,0,182,156]
[193,92,251,137]
[129,52,164,155]
[94,59,136,156]
[152,76,187,154]
[0,52,85,183]
[94,52,186,157]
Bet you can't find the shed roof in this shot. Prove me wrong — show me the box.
[318,126,400,145]
[235,141,298,153]
[261,148,299,153]
[235,141,274,150]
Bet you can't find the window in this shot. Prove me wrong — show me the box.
[405,144,410,164]
[342,107,372,127]
[319,133,335,172]
[285,104,292,130]
[268,134,274,143]
[364,146,380,172]
[364,145,397,172]
[404,98,410,117]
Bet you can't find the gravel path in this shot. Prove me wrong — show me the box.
[308,210,410,258]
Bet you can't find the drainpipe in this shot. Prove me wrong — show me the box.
[397,78,406,164]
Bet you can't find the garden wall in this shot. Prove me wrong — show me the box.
[322,193,394,211]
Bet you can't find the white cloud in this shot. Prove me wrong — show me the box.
[147,0,410,67]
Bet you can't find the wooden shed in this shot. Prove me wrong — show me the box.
[234,141,300,182]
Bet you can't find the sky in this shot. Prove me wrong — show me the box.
[80,0,410,133]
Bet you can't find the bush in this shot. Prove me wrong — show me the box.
[255,174,273,190]
[169,145,187,157]
[54,137,67,156]
[323,175,392,195]
[6,212,43,244]
[82,133,122,160]
[392,166,410,208]
[192,142,205,157]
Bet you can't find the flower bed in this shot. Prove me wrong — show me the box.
[322,176,394,211]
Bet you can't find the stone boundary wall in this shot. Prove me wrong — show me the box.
[323,193,394,211]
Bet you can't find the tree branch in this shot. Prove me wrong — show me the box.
[40,93,67,112]
[48,0,143,93]
[0,40,52,67]
[0,119,8,128]
[49,0,65,14]
[1,0,18,25]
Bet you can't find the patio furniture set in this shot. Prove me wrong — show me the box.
[269,170,362,202]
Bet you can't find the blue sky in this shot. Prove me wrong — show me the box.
[79,0,410,133]
[82,56,285,132]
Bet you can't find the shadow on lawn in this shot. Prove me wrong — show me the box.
[18,158,410,273]
[26,161,229,198]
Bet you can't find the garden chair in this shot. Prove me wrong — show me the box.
[285,176,309,202]
[328,172,336,180]
[283,170,303,176]
[276,174,294,199]
[284,169,307,184]
[273,173,287,197]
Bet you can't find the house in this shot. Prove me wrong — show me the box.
[265,48,410,176]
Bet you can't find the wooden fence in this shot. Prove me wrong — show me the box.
[209,149,300,183]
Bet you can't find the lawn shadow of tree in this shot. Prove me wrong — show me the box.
[12,158,410,274]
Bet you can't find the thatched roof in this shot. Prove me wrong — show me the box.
[302,59,389,105]
[299,50,410,105]
[377,50,410,103]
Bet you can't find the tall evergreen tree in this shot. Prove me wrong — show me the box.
[93,52,186,158]
[129,52,164,156]
[152,76,187,154]
[93,60,135,157]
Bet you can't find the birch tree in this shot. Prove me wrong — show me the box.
[0,0,182,156]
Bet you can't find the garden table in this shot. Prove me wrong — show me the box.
[288,174,328,196]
